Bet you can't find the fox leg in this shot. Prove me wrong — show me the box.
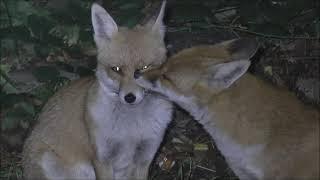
[130,140,162,180]
[93,159,113,180]
[39,151,96,180]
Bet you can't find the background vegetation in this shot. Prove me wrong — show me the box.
[1,0,319,179]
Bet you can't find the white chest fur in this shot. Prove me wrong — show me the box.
[87,86,172,163]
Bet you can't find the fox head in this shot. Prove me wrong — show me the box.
[91,1,167,105]
[135,38,258,103]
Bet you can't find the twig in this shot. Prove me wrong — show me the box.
[212,6,238,15]
[168,24,319,40]
[1,0,13,28]
[195,165,216,173]
[2,0,21,69]
[187,157,193,180]
[288,8,315,23]
[0,67,16,90]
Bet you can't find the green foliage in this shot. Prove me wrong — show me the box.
[32,66,60,82]
[2,102,35,131]
[1,0,317,134]
[112,0,145,28]
[0,0,146,131]
[167,0,318,38]
[0,64,69,131]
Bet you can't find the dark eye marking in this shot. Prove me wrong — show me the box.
[162,74,175,86]
[150,77,158,88]
[111,66,121,72]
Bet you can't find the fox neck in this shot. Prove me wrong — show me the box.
[161,89,210,122]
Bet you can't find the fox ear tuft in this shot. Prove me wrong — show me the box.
[207,60,250,89]
[145,1,166,39]
[91,3,118,44]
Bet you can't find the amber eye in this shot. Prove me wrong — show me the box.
[111,66,121,72]
[141,65,149,70]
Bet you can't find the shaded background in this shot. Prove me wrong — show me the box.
[1,0,319,179]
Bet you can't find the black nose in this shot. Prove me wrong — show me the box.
[124,93,136,103]
[134,70,142,79]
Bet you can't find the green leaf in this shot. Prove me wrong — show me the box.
[49,24,80,46]
[18,102,36,116]
[0,93,25,108]
[124,15,142,28]
[2,102,35,130]
[118,3,142,10]
[33,66,60,82]
[0,64,18,93]
[2,113,21,130]
[66,25,80,46]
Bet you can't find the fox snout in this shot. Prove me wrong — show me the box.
[119,78,145,105]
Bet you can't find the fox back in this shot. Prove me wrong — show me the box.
[136,38,320,179]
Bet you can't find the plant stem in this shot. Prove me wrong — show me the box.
[168,24,319,40]
[2,0,21,69]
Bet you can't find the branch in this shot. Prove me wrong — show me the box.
[168,24,319,40]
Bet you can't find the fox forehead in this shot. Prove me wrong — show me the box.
[97,27,166,68]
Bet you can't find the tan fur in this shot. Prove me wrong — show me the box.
[23,2,172,180]
[22,77,97,179]
[136,39,320,179]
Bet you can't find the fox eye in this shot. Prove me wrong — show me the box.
[141,65,149,70]
[111,66,121,72]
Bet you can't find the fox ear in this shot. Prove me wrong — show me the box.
[207,60,250,89]
[218,38,259,60]
[146,1,166,39]
[91,3,118,45]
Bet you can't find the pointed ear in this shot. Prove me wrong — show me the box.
[207,60,250,89]
[146,1,166,39]
[218,38,259,60]
[91,3,118,45]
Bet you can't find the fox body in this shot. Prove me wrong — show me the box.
[23,2,172,180]
[136,38,320,179]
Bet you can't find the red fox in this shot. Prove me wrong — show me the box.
[22,1,173,179]
[135,38,320,179]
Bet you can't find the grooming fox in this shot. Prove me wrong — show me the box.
[23,2,172,179]
[135,38,320,179]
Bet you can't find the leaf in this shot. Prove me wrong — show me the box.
[66,25,80,46]
[0,93,25,108]
[32,66,60,82]
[118,3,142,10]
[2,102,35,130]
[30,84,54,102]
[0,39,15,53]
[2,113,21,130]
[27,14,54,40]
[49,24,80,46]
[18,102,36,116]
[76,66,94,76]
[0,64,18,93]
[194,143,209,151]
[124,15,142,28]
